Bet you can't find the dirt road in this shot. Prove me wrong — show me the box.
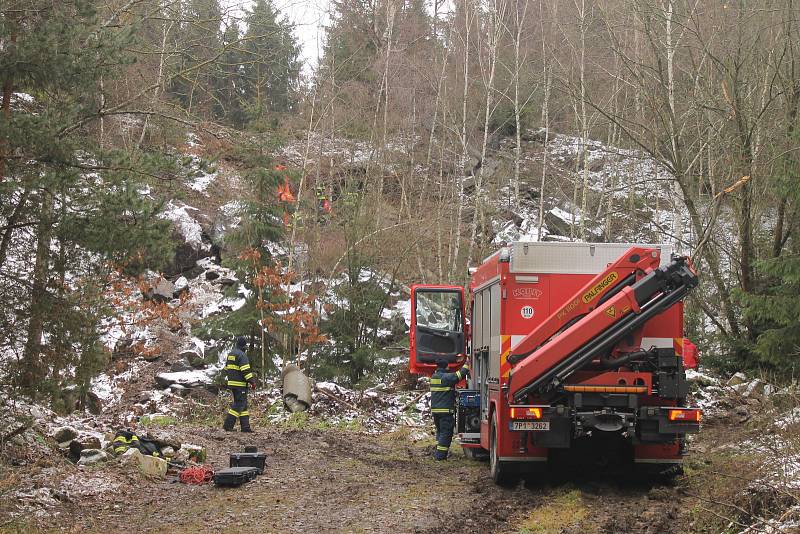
[9,425,692,534]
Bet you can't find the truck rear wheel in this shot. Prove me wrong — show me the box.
[490,413,517,486]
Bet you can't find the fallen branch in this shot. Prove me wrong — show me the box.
[399,391,428,414]
[313,385,361,413]
[1,423,30,446]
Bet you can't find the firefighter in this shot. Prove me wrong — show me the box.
[223,337,256,432]
[430,358,470,460]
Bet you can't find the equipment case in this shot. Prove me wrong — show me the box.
[213,467,259,487]
[230,452,267,474]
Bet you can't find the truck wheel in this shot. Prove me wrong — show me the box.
[490,414,517,486]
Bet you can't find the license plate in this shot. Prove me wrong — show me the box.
[510,421,550,431]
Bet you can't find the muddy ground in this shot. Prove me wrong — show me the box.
[1,423,696,534]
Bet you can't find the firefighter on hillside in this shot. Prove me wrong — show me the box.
[430,358,470,460]
[315,184,332,217]
[223,337,256,432]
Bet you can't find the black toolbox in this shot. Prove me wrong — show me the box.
[213,467,259,487]
[230,452,267,474]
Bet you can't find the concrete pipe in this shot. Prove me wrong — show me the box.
[282,364,312,413]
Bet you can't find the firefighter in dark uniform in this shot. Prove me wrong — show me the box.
[430,358,470,460]
[223,337,256,432]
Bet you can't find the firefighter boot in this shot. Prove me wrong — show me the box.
[240,413,252,433]
[223,411,237,431]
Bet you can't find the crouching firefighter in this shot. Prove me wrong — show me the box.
[430,358,470,460]
[223,337,256,432]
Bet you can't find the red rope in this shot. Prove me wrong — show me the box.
[180,465,214,485]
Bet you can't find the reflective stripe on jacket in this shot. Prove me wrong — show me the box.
[225,347,254,388]
[430,365,469,414]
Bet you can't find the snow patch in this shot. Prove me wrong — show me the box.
[160,201,206,250]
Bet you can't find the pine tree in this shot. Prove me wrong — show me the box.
[169,0,223,117]
[241,0,301,125]
[0,0,175,397]
[214,21,248,128]
[742,129,800,373]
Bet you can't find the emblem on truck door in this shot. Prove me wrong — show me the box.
[512,287,542,300]
[521,306,535,319]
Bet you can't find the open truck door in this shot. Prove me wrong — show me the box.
[409,285,466,375]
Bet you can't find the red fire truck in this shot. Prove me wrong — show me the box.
[409,242,701,483]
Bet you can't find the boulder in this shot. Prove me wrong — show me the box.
[139,454,168,478]
[119,447,143,467]
[727,372,748,387]
[739,379,766,398]
[146,432,181,451]
[522,127,549,144]
[180,349,205,369]
[143,278,175,303]
[77,449,109,466]
[119,448,168,478]
[173,276,189,299]
[52,426,77,444]
[160,446,176,457]
[215,276,237,287]
[170,360,193,373]
[155,371,207,389]
[169,384,189,397]
[68,436,102,462]
[84,391,103,415]
[141,348,162,362]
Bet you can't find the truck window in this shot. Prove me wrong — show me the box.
[416,291,463,332]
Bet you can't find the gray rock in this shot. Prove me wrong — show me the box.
[112,337,135,360]
[169,384,189,397]
[29,406,47,420]
[145,432,181,451]
[52,426,77,443]
[727,372,747,387]
[173,276,189,299]
[143,278,175,303]
[739,379,766,398]
[142,349,161,362]
[119,447,143,465]
[160,446,175,457]
[180,349,205,369]
[68,435,102,462]
[139,454,167,478]
[77,449,109,466]
[170,360,193,373]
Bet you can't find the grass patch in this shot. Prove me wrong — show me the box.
[0,519,43,534]
[279,412,309,429]
[139,415,178,427]
[516,488,589,534]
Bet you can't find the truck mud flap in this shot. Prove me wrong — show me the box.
[530,415,571,449]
